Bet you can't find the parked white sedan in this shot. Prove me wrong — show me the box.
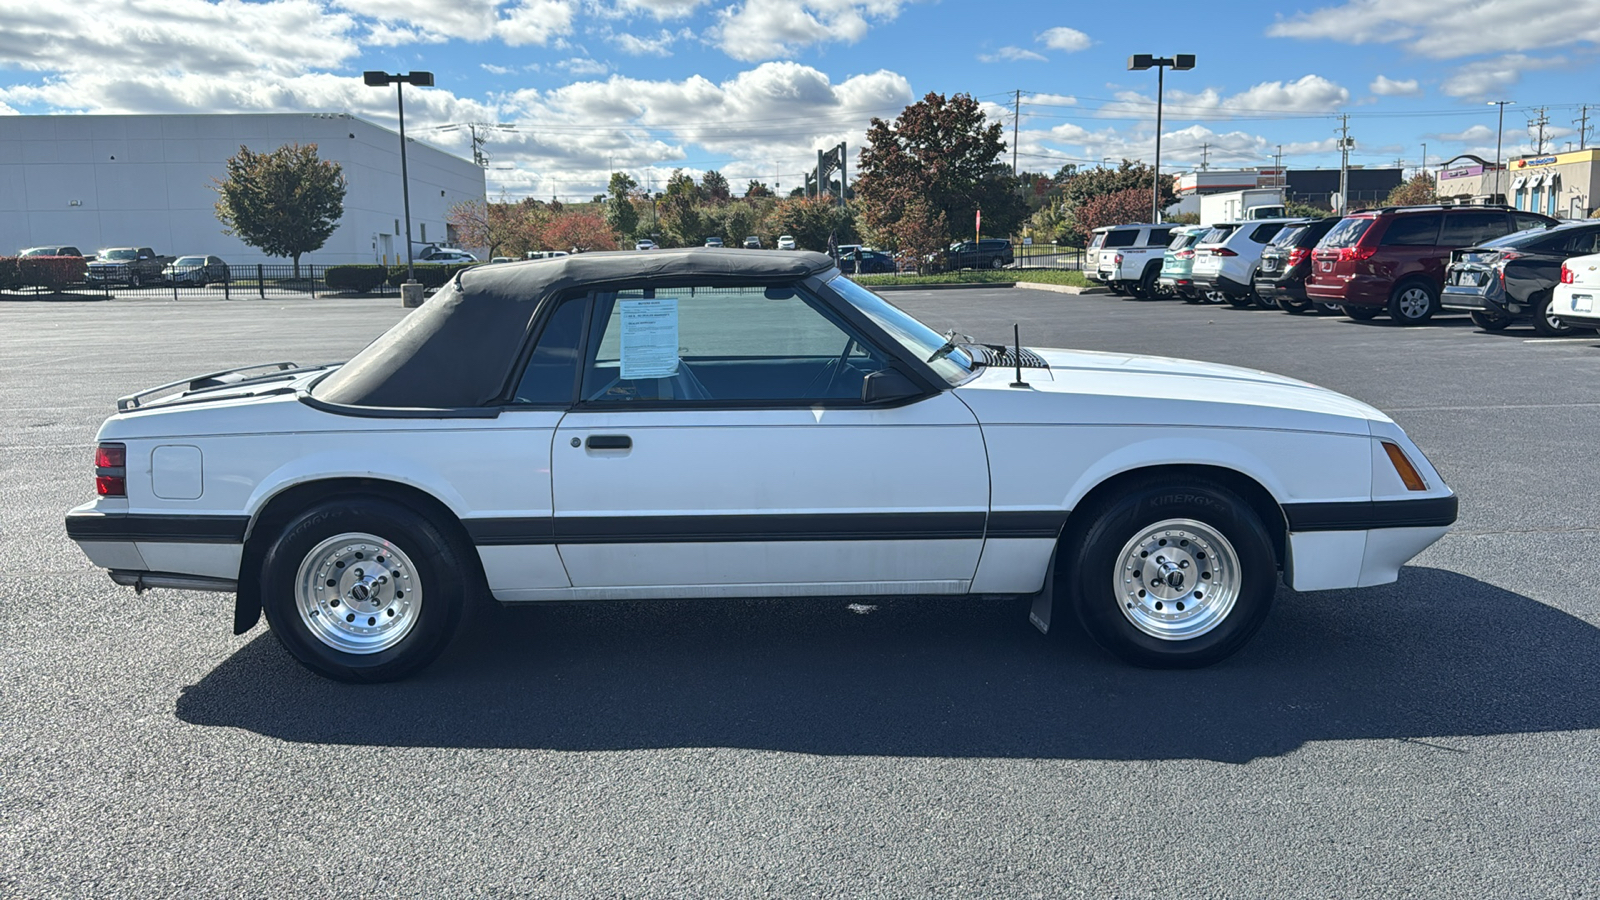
[1555,252,1600,330]
[66,250,1456,682]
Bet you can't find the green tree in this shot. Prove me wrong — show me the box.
[605,172,640,240]
[1385,173,1437,207]
[855,92,1027,248]
[213,143,346,276]
[745,180,774,199]
[701,170,731,204]
[767,197,858,251]
[660,169,710,245]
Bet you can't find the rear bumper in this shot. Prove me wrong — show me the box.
[1441,282,1512,314]
[1306,273,1391,306]
[66,507,247,582]
[1255,276,1305,302]
[1191,273,1251,295]
[1554,284,1600,327]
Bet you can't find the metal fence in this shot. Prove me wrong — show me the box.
[1014,245,1085,271]
[60,264,401,300]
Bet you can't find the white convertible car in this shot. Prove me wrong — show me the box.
[66,250,1456,682]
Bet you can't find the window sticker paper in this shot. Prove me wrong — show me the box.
[619,298,680,379]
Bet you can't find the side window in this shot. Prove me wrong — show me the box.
[1440,212,1511,246]
[1104,230,1137,248]
[1248,223,1285,243]
[579,284,887,404]
[1379,214,1442,247]
[512,295,588,405]
[1146,228,1173,247]
[1513,212,1551,233]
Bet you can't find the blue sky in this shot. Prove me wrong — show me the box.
[1,0,1596,199]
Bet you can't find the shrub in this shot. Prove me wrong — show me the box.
[324,265,389,293]
[0,258,20,291]
[18,256,88,291]
[386,263,476,288]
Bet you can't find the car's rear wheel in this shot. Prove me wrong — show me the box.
[1181,292,1202,304]
[991,257,1005,270]
[1314,302,1343,316]
[1203,290,1227,305]
[1387,279,1438,325]
[1531,290,1587,336]
[1470,310,1513,331]
[1343,304,1383,320]
[1251,277,1278,309]
[1108,283,1126,296]
[1066,479,1276,668]
[1137,265,1160,300]
[260,498,469,682]
[1280,295,1313,314]
[1225,294,1254,309]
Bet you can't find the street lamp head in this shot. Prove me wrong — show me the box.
[1173,54,1196,70]
[407,71,434,87]
[1128,54,1154,71]
[363,71,392,87]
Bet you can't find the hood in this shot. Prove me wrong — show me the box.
[955,346,1387,436]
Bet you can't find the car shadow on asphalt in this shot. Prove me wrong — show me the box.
[174,566,1600,763]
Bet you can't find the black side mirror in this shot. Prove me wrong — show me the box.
[861,368,923,404]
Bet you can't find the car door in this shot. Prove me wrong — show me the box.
[550,281,991,598]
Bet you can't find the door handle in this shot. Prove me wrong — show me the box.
[586,434,632,450]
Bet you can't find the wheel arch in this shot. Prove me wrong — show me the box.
[232,476,484,636]
[1056,463,1288,573]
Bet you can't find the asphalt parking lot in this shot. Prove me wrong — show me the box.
[4,289,1598,897]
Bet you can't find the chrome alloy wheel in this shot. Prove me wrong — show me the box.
[1395,285,1432,321]
[1114,518,1241,641]
[294,532,421,654]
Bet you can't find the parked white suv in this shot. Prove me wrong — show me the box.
[1088,223,1176,298]
[1189,218,1305,307]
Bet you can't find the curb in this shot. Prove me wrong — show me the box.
[866,282,1017,292]
[1012,282,1088,295]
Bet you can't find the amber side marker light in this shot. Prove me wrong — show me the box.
[1382,441,1428,492]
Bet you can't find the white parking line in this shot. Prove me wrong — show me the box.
[1522,338,1600,343]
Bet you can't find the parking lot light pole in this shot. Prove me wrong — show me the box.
[364,70,434,305]
[1487,100,1514,203]
[1128,54,1194,224]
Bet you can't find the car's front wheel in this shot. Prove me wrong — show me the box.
[1066,479,1276,668]
[260,498,470,682]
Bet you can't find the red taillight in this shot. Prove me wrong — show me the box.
[1338,246,1377,262]
[1211,247,1238,257]
[1176,249,1194,260]
[1561,264,1575,284]
[1288,248,1309,266]
[95,442,126,497]
[1114,253,1124,264]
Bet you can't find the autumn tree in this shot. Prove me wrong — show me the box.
[446,197,525,259]
[889,198,949,273]
[766,197,858,251]
[213,143,346,276]
[1385,173,1437,207]
[854,92,1027,248]
[1074,187,1159,235]
[541,209,619,252]
[604,172,640,240]
[745,180,774,199]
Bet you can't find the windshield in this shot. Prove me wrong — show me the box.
[101,249,138,260]
[826,275,973,384]
[1199,225,1237,244]
[19,248,52,257]
[1268,225,1306,248]
[173,257,205,265]
[1319,218,1372,249]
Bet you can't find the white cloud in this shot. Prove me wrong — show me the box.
[1441,54,1565,99]
[600,0,709,18]
[559,57,611,76]
[1369,75,1421,96]
[714,0,910,61]
[481,63,517,75]
[1038,26,1091,52]
[979,47,1047,63]
[497,0,578,45]
[609,28,688,55]
[1268,0,1600,59]
[1431,124,1496,143]
[1098,74,1350,122]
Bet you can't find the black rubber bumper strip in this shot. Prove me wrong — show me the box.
[1282,495,1459,532]
[465,510,1069,546]
[65,512,250,544]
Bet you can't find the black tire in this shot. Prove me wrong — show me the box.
[1108,283,1126,296]
[1203,290,1227,305]
[1251,278,1278,309]
[1224,294,1255,309]
[130,273,142,289]
[1181,293,1202,304]
[1314,302,1343,316]
[1065,479,1276,668]
[1343,304,1383,320]
[1470,310,1513,332]
[260,498,471,683]
[1280,295,1314,315]
[990,257,1005,270]
[1530,290,1583,336]
[1387,279,1438,325]
[1137,264,1160,300]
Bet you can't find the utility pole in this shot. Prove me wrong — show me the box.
[1199,142,1210,171]
[1275,145,1284,188]
[1421,142,1427,179]
[1530,106,1550,155]
[1574,105,1591,150]
[1013,89,1021,177]
[1336,114,1354,212]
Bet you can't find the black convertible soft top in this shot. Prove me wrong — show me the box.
[314,248,837,409]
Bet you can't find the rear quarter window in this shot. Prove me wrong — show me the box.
[1379,214,1442,247]
[1248,223,1286,243]
[1199,225,1237,244]
[1145,228,1174,246]
[1103,230,1138,248]
[1269,226,1306,248]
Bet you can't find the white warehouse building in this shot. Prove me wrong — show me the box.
[0,113,486,265]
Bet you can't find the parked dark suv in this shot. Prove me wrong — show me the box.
[942,239,1013,271]
[1305,205,1558,325]
[1254,217,1342,314]
[1441,221,1600,335]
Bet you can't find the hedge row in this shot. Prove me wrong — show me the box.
[323,263,480,293]
[0,256,90,292]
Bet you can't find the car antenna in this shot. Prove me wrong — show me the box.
[1009,323,1029,389]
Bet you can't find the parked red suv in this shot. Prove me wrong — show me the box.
[1305,205,1557,325]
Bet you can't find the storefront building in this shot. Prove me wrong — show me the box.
[1506,149,1599,219]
